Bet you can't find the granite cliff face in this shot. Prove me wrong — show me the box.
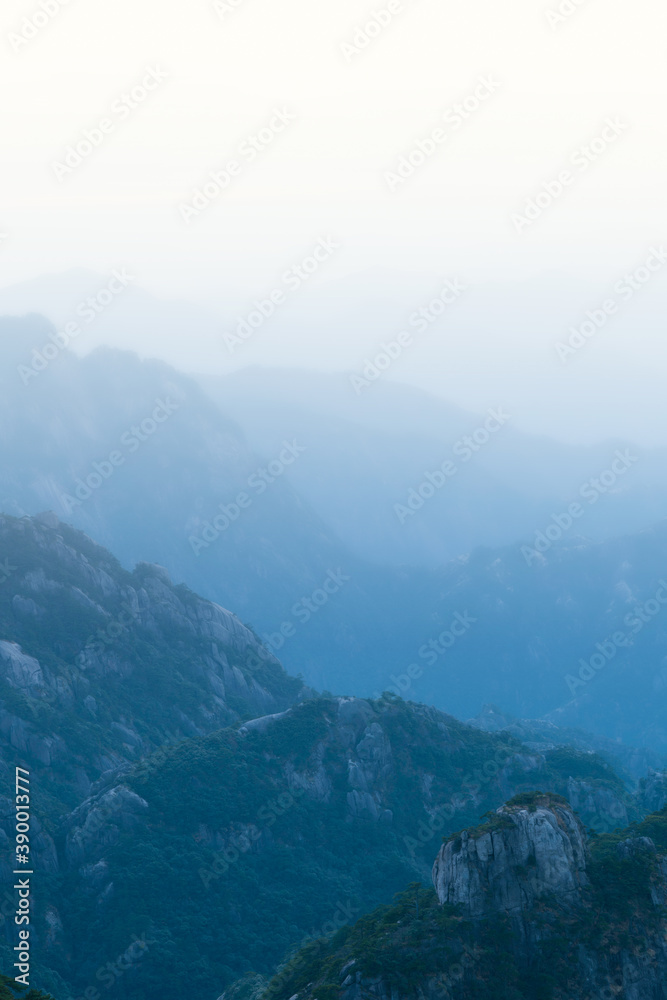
[432,795,588,920]
[430,796,667,998]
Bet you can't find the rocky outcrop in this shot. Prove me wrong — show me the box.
[429,797,667,998]
[345,718,394,823]
[639,768,667,814]
[65,784,149,866]
[0,640,45,690]
[432,794,588,919]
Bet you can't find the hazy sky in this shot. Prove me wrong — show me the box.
[2,0,666,444]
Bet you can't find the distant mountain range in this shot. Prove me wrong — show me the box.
[1,313,667,752]
[201,365,667,569]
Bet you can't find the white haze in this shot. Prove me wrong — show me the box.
[1,0,666,445]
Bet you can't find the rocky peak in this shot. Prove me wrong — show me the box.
[639,768,667,814]
[432,793,588,919]
[0,512,307,813]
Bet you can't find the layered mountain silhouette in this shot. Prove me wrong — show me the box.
[1,314,667,752]
[0,513,663,998]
